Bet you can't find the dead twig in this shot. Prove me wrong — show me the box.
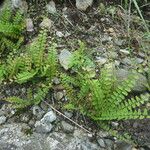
[43,100,92,134]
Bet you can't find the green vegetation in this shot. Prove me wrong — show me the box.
[0,0,149,137]
[5,85,50,109]
[0,8,24,55]
[0,29,57,84]
[62,42,150,121]
[0,28,58,108]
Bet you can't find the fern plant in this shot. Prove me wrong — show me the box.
[61,48,150,120]
[0,29,58,83]
[0,8,24,55]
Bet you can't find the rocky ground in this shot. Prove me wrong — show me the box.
[0,0,150,150]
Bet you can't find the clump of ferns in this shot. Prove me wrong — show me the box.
[0,7,25,55]
[61,42,150,121]
[0,29,58,84]
[1,29,57,109]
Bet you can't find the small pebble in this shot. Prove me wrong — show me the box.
[41,111,57,123]
[61,121,74,133]
[97,138,106,148]
[26,18,34,32]
[0,116,7,125]
[35,121,53,133]
[54,91,64,101]
[120,49,130,55]
[46,0,57,14]
[56,31,64,37]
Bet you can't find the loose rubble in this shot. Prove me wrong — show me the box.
[0,0,149,149]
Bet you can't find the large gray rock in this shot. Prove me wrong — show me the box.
[95,56,107,66]
[76,0,93,11]
[116,69,148,92]
[97,138,106,148]
[0,123,100,150]
[105,139,114,150]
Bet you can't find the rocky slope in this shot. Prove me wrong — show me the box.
[0,0,150,150]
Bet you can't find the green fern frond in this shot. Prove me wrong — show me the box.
[77,78,90,100]
[0,8,24,54]
[41,43,58,80]
[33,86,50,105]
[5,96,31,109]
[28,30,47,71]
[100,63,116,98]
[69,41,95,73]
[16,70,37,84]
[0,22,21,34]
[61,73,79,106]
[0,64,5,82]
[1,28,58,84]
[1,37,18,50]
[0,8,12,23]
[6,56,22,79]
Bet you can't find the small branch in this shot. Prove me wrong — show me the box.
[43,100,92,134]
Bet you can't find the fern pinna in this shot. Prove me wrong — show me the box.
[0,8,24,54]
[62,60,150,121]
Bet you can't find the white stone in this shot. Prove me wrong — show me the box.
[41,111,57,123]
[46,1,57,14]
[76,0,93,11]
[120,49,130,55]
[54,92,64,101]
[59,49,73,70]
[56,31,64,37]
[40,18,52,29]
[0,116,6,125]
[26,18,34,32]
